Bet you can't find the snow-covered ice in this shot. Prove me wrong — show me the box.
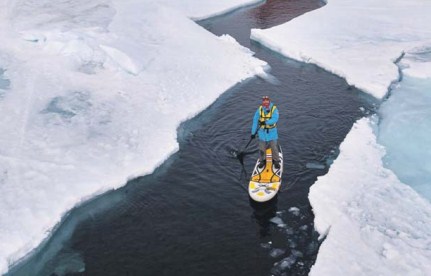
[0,0,266,273]
[251,0,431,99]
[309,118,431,275]
[250,0,431,274]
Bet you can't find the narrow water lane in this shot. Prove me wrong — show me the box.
[9,1,376,275]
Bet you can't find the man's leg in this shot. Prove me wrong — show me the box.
[269,140,280,163]
[258,140,267,161]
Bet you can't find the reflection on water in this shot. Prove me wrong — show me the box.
[198,0,325,49]
[250,197,278,238]
[250,0,325,29]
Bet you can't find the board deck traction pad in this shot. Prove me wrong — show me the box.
[248,145,283,202]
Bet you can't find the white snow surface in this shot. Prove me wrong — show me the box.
[250,0,431,99]
[309,118,431,276]
[0,0,266,273]
[400,48,431,79]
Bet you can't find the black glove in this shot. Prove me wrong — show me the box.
[251,134,256,139]
[259,121,266,127]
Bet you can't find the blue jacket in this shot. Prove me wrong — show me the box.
[251,103,279,142]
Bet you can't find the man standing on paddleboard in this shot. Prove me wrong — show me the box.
[251,96,281,170]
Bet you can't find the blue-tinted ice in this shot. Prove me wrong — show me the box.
[378,75,431,201]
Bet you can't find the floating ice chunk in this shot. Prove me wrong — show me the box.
[270,216,284,225]
[299,225,308,231]
[279,255,297,270]
[297,261,304,267]
[260,241,272,249]
[260,243,270,249]
[306,162,325,170]
[291,250,303,258]
[269,248,286,258]
[285,228,294,236]
[287,239,297,249]
[288,207,300,216]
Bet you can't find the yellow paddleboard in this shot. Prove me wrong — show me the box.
[248,145,283,202]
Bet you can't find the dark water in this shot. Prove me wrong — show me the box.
[8,1,377,276]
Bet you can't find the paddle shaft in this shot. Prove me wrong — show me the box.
[241,128,259,153]
[243,136,254,150]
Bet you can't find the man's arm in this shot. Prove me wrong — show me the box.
[251,108,260,135]
[265,106,279,125]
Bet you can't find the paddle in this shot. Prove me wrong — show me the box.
[236,128,259,164]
